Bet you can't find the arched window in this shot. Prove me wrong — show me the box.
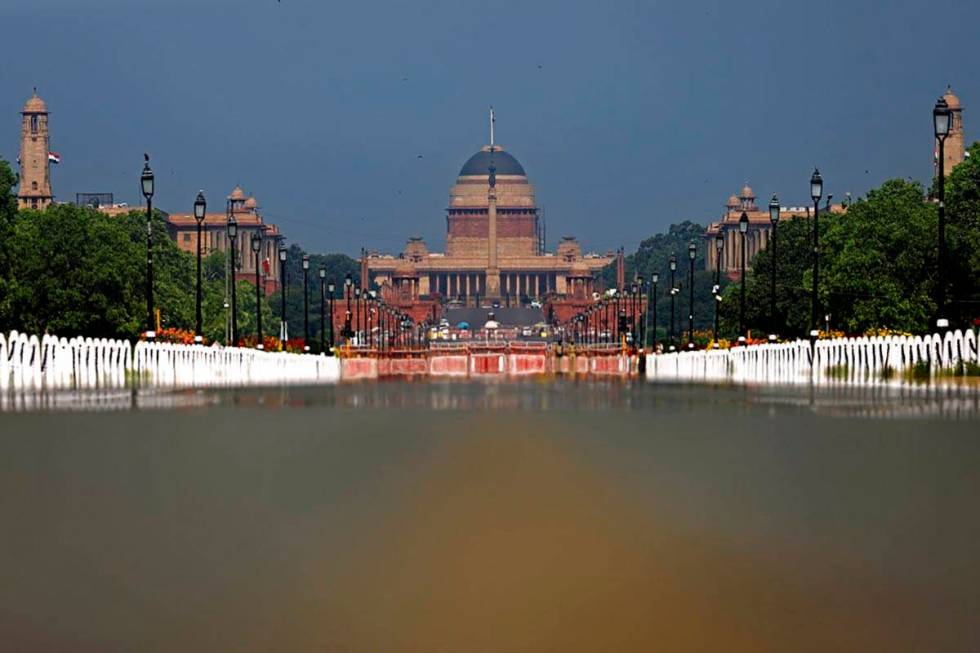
[31,181,38,190]
[30,115,38,133]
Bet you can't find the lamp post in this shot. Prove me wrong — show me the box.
[252,233,263,349]
[141,157,155,341]
[768,194,780,341]
[810,168,823,341]
[344,274,353,342]
[934,96,952,330]
[650,271,659,351]
[669,255,677,351]
[687,241,696,349]
[227,214,238,346]
[738,211,749,344]
[193,191,206,343]
[318,268,326,354]
[636,276,645,350]
[713,234,723,346]
[278,246,288,342]
[302,255,310,352]
[327,281,335,352]
[630,282,638,345]
[354,288,361,345]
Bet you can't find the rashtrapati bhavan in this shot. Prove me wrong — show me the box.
[364,114,613,307]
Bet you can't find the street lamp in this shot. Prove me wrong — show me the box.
[738,211,749,344]
[650,271,659,351]
[630,282,638,346]
[669,254,677,351]
[713,234,723,346]
[934,96,952,330]
[141,156,155,341]
[252,233,263,349]
[227,214,238,346]
[327,281,336,352]
[319,268,326,354]
[354,287,362,345]
[637,275,645,349]
[193,191,206,343]
[687,241,696,349]
[278,245,288,342]
[810,168,823,340]
[344,273,353,341]
[768,194,780,341]
[302,255,310,352]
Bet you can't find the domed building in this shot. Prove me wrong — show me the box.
[365,117,613,308]
[165,185,283,295]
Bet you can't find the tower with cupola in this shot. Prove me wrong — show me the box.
[17,89,53,210]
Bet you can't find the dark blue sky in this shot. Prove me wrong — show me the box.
[3,0,977,256]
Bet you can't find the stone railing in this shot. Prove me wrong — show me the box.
[646,330,979,386]
[0,331,340,393]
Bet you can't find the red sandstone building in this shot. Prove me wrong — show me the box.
[165,186,284,295]
[363,116,614,320]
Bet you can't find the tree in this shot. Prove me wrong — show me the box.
[945,141,980,326]
[603,221,729,341]
[821,180,937,334]
[0,159,21,325]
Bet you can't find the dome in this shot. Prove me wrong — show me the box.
[459,145,526,177]
[228,185,246,201]
[22,89,47,113]
[943,85,961,110]
[244,197,257,209]
[740,183,754,199]
[726,194,739,207]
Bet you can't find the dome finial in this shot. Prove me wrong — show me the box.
[489,106,496,148]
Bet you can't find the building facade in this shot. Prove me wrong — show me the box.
[17,89,54,210]
[165,186,284,294]
[365,132,613,305]
[704,184,846,277]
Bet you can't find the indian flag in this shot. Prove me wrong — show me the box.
[48,152,61,164]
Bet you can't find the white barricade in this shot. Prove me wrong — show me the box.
[2,331,341,392]
[645,330,979,386]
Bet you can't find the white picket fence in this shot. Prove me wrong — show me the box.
[0,331,341,392]
[646,330,980,386]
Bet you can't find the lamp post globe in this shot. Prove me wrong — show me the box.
[141,157,156,341]
[934,96,951,138]
[226,214,238,346]
[192,191,206,343]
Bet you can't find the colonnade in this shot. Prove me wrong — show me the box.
[427,271,558,298]
[708,226,771,274]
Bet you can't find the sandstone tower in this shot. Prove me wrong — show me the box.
[18,89,53,210]
[939,86,965,178]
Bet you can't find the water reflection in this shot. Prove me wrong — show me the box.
[2,379,979,420]
[2,382,979,651]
